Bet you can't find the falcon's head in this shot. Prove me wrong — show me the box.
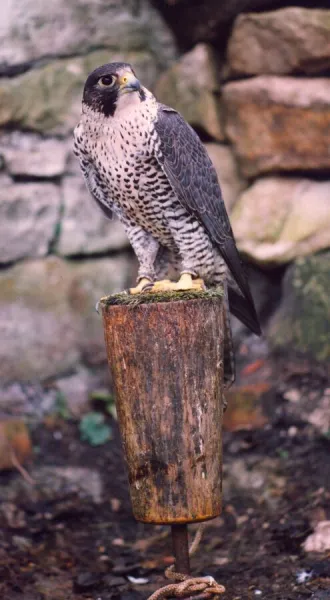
[82,62,147,117]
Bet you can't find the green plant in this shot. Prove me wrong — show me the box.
[277,449,289,460]
[54,391,70,420]
[79,411,112,446]
[90,390,117,420]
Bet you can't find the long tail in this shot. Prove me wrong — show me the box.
[223,285,236,394]
[228,286,261,336]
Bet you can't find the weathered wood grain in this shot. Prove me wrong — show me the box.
[101,294,225,524]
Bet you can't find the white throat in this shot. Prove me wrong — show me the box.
[113,87,154,119]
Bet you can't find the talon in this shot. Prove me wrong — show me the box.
[149,274,205,293]
[130,277,153,295]
[95,295,108,313]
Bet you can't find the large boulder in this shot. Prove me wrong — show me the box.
[231,177,330,265]
[0,255,133,384]
[68,256,134,366]
[0,133,69,178]
[0,0,176,73]
[55,171,129,256]
[0,257,79,384]
[155,44,225,141]
[223,76,330,177]
[0,176,61,263]
[204,143,247,212]
[227,8,330,76]
[268,253,330,365]
[0,50,161,134]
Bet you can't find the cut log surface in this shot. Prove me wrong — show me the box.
[101,290,225,524]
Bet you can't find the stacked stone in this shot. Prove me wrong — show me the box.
[155,6,330,367]
[226,7,330,364]
[0,0,177,414]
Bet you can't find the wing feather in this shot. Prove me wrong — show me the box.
[79,156,113,221]
[154,105,261,335]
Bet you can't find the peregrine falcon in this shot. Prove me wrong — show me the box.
[74,62,261,338]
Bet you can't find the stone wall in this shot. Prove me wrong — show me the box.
[155,6,330,368]
[1,1,330,416]
[0,0,177,415]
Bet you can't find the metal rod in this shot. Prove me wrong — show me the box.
[171,524,190,575]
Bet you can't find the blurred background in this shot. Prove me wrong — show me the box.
[0,1,330,598]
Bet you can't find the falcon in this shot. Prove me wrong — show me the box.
[74,62,261,342]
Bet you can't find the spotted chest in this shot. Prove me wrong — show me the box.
[75,100,180,246]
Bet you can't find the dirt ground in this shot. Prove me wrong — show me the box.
[1,373,330,600]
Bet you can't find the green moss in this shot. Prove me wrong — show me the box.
[100,286,224,307]
[0,50,156,133]
[269,253,330,363]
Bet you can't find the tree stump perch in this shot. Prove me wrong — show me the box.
[100,289,226,526]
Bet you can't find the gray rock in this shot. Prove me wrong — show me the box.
[204,143,246,212]
[55,367,94,417]
[268,253,330,365]
[0,49,161,134]
[0,133,69,178]
[155,44,225,141]
[34,467,103,504]
[0,466,103,505]
[0,366,106,418]
[0,177,61,263]
[56,172,129,256]
[0,257,80,384]
[0,255,134,384]
[224,456,285,511]
[283,387,330,436]
[231,177,330,264]
[223,76,330,176]
[68,256,134,366]
[227,8,330,76]
[0,382,58,418]
[0,0,176,71]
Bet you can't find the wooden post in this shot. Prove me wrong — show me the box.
[172,524,190,574]
[100,289,225,526]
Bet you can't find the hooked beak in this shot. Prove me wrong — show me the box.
[118,71,141,94]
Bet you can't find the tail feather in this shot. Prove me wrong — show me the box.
[228,287,262,336]
[223,286,236,391]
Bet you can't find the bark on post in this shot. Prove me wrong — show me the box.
[100,289,225,525]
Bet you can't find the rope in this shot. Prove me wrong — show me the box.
[147,575,225,599]
[147,524,225,600]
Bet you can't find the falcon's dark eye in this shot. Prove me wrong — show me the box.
[98,75,116,88]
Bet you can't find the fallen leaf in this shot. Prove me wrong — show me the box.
[0,419,32,470]
[163,555,175,565]
[242,359,266,376]
[223,384,270,432]
[141,559,159,570]
[133,530,168,552]
[213,557,229,566]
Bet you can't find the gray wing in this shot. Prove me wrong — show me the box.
[78,155,113,221]
[154,105,261,335]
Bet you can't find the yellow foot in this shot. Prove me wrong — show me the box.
[150,273,205,293]
[130,278,153,295]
